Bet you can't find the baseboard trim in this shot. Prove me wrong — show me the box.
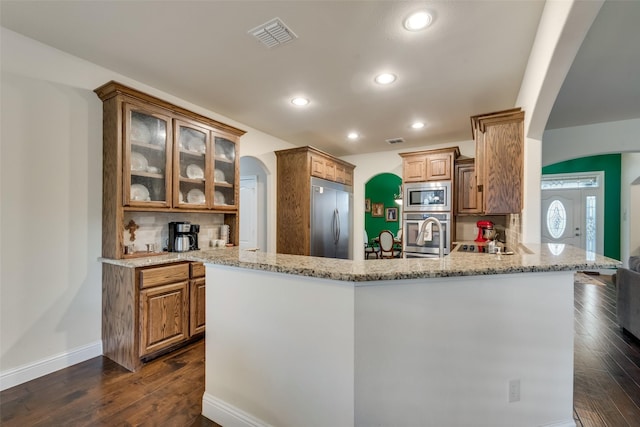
[539,420,576,427]
[202,393,273,427]
[201,393,576,427]
[0,340,103,391]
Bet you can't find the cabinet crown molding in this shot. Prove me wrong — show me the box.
[398,146,460,159]
[275,145,356,169]
[470,107,523,136]
[94,80,246,137]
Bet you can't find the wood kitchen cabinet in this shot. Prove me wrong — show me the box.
[310,151,354,185]
[275,146,355,256]
[140,282,189,357]
[189,262,206,337]
[95,81,244,259]
[103,261,206,371]
[399,147,460,182]
[470,108,524,214]
[455,158,482,215]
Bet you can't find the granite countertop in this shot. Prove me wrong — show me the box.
[100,243,621,282]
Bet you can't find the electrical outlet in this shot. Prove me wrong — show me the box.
[509,379,520,402]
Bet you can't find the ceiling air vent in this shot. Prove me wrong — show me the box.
[249,18,297,48]
[386,137,405,145]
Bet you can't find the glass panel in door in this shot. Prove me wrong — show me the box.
[175,121,210,209]
[213,134,237,208]
[124,104,172,207]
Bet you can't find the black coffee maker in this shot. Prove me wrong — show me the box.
[189,224,200,250]
[168,221,200,252]
[168,221,191,252]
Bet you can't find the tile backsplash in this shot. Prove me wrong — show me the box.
[122,212,226,253]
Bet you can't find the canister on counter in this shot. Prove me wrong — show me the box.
[220,224,230,244]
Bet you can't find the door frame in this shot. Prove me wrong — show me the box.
[239,175,258,249]
[541,171,605,255]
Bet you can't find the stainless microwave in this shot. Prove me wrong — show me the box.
[403,181,451,212]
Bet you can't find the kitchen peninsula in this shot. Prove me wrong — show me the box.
[160,244,618,427]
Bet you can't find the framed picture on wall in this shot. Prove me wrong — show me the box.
[372,203,384,217]
[365,198,371,213]
[385,207,398,222]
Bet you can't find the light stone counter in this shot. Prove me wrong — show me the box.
[101,243,619,282]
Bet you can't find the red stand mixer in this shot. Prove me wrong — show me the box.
[475,220,495,242]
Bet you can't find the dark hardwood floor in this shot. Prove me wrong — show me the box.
[574,274,640,426]
[0,339,218,427]
[1,274,639,426]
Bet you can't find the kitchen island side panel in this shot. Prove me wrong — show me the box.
[354,271,575,427]
[202,261,575,427]
[203,264,355,427]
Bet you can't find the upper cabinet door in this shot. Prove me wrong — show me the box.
[123,103,173,208]
[403,155,427,182]
[212,133,238,209]
[174,120,211,209]
[425,153,453,181]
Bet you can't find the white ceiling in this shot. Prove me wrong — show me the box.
[1,1,638,157]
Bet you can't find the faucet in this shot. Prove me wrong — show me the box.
[418,217,444,258]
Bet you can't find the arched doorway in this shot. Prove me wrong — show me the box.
[240,156,268,251]
[364,173,402,256]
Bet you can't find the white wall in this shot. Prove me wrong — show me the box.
[1,72,104,388]
[0,27,292,388]
[621,153,640,266]
[543,118,640,166]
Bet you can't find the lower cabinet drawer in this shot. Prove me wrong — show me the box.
[190,262,205,278]
[139,263,189,289]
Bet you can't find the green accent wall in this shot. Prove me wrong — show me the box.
[542,154,621,260]
[365,173,402,244]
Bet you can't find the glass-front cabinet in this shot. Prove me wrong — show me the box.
[121,106,239,211]
[212,133,238,209]
[96,80,245,259]
[174,120,210,209]
[123,103,172,208]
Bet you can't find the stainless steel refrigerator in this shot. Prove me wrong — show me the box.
[310,177,352,259]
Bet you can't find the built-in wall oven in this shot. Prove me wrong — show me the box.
[403,181,451,212]
[402,212,451,257]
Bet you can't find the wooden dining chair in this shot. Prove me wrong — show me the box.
[378,230,400,259]
[364,230,380,259]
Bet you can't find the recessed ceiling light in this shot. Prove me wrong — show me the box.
[404,10,433,31]
[411,121,425,129]
[291,97,310,106]
[374,73,397,85]
[347,132,359,140]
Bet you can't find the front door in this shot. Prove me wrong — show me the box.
[541,172,604,254]
[541,191,582,247]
